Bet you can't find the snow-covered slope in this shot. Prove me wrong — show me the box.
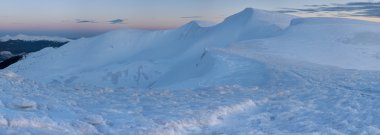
[0,34,72,42]
[6,8,380,89]
[233,17,380,70]
[7,8,296,88]
[2,65,379,134]
[4,8,380,88]
[190,20,217,27]
[8,8,380,88]
[1,8,380,134]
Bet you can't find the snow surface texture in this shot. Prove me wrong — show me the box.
[8,8,296,88]
[0,51,13,61]
[1,8,380,134]
[0,34,72,42]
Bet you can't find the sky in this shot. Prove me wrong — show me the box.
[0,0,379,38]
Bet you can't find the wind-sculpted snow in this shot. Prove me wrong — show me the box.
[1,52,380,134]
[7,8,296,88]
[2,8,380,134]
[233,17,380,70]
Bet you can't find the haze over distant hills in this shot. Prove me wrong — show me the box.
[0,34,70,68]
[0,34,70,55]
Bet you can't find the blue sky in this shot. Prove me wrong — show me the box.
[0,0,379,38]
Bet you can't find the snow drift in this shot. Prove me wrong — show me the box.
[234,17,380,70]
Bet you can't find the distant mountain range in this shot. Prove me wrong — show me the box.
[0,34,71,68]
[0,34,72,42]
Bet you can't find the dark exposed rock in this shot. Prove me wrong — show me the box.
[0,40,68,68]
[0,55,24,69]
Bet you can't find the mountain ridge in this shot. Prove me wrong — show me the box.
[6,8,380,88]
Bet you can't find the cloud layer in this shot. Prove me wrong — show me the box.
[109,19,124,24]
[278,2,380,17]
[76,19,97,23]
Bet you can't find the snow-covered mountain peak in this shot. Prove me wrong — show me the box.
[235,7,255,17]
[179,20,216,30]
[221,8,296,29]
[180,21,202,29]
[179,8,274,30]
[193,20,217,27]
[188,20,217,27]
[0,34,72,42]
[2,8,380,135]
[222,8,255,24]
[8,8,380,88]
[5,8,298,88]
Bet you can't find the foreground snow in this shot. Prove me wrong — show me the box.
[1,52,380,134]
[1,8,380,134]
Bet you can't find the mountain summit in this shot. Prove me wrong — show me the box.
[221,8,296,29]
[6,8,380,88]
[2,8,380,134]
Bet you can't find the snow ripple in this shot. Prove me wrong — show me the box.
[151,99,256,135]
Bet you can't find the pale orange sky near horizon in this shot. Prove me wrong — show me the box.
[350,17,380,23]
[0,0,379,37]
